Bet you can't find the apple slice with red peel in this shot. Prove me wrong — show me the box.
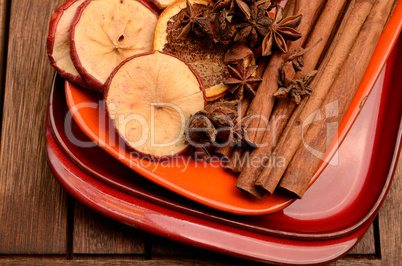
[149,0,175,9]
[71,0,159,93]
[47,0,88,88]
[105,51,205,159]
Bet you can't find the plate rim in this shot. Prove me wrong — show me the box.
[46,125,377,265]
[49,68,402,240]
[63,3,402,215]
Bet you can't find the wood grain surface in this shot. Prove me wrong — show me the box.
[377,154,401,264]
[0,0,67,254]
[0,0,9,112]
[73,202,146,255]
[0,0,400,264]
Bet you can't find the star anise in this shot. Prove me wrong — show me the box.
[234,3,271,47]
[261,5,302,56]
[177,0,206,39]
[291,55,304,71]
[224,43,254,65]
[186,102,240,146]
[197,9,236,44]
[245,0,271,9]
[213,0,252,18]
[274,41,323,103]
[185,102,258,151]
[274,70,317,104]
[267,0,281,9]
[186,111,217,145]
[206,102,238,141]
[213,0,234,13]
[224,59,262,100]
[288,39,323,71]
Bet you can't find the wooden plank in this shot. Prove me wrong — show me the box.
[73,202,145,254]
[376,153,402,264]
[0,0,9,107]
[0,258,261,265]
[332,259,382,265]
[0,0,67,254]
[348,224,376,255]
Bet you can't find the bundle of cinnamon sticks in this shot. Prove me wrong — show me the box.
[220,0,397,199]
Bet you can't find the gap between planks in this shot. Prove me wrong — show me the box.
[0,0,11,141]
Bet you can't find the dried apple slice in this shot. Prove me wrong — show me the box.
[47,0,88,88]
[153,0,229,96]
[105,51,205,158]
[71,0,159,92]
[150,0,175,9]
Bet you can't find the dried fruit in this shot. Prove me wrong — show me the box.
[105,51,205,158]
[153,0,229,97]
[70,0,159,92]
[150,0,175,9]
[47,0,87,88]
[205,84,229,101]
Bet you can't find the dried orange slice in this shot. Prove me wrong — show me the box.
[153,0,230,98]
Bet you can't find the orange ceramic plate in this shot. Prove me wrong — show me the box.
[65,2,402,215]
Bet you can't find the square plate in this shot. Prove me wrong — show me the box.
[62,2,402,214]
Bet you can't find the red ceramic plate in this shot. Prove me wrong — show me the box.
[46,127,375,265]
[47,35,402,266]
[48,26,401,240]
[64,2,402,215]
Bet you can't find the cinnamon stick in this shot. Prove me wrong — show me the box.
[278,0,396,198]
[256,0,379,196]
[235,0,347,198]
[225,147,245,173]
[243,0,326,145]
[218,1,293,166]
[235,0,328,199]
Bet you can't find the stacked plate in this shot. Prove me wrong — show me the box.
[46,11,402,265]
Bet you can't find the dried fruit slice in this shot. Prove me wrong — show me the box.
[149,0,175,9]
[105,51,205,158]
[71,0,159,92]
[205,85,229,101]
[153,0,229,96]
[47,0,88,88]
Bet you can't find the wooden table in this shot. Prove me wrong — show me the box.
[0,0,400,265]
